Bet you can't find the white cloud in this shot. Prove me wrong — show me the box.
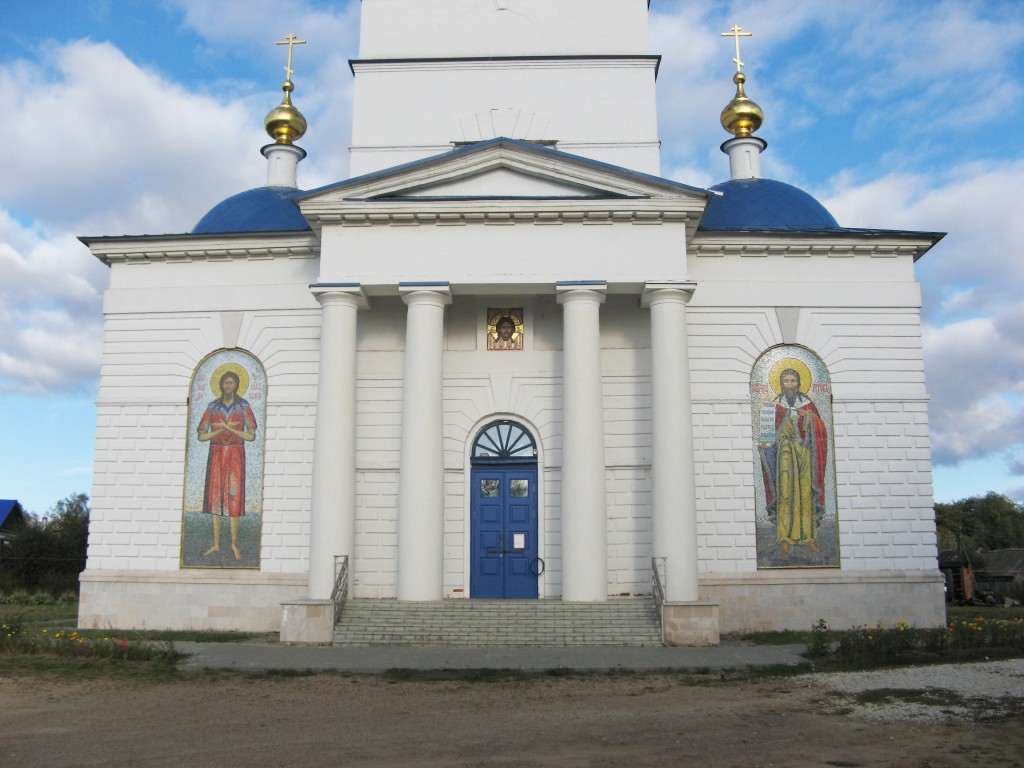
[0,38,277,393]
[0,39,264,235]
[923,317,1024,462]
[654,0,1024,488]
[824,158,1024,474]
[0,217,105,394]
[168,0,358,186]
[825,161,1024,322]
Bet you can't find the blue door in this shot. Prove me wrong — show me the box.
[471,467,539,598]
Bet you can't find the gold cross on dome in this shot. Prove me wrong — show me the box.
[721,25,752,74]
[275,32,306,80]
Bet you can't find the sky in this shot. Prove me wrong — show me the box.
[1,0,1022,516]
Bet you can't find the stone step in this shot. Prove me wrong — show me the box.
[333,598,663,647]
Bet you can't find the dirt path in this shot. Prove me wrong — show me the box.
[1,669,1022,767]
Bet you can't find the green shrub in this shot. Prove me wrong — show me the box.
[807,616,1024,667]
[0,620,179,663]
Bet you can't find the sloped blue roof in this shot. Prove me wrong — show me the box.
[192,187,310,234]
[0,499,24,528]
[700,178,839,231]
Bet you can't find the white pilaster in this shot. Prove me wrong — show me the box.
[556,283,608,602]
[261,143,307,188]
[642,282,699,602]
[721,136,766,180]
[308,285,367,600]
[396,285,452,601]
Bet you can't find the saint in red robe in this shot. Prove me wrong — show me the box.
[199,398,257,517]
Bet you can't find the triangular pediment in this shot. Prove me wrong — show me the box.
[298,138,709,205]
[396,166,608,198]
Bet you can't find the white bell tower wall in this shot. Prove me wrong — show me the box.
[350,0,661,176]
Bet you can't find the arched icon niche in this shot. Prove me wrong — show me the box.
[181,349,267,569]
[750,345,839,568]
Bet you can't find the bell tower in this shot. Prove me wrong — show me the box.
[349,0,661,176]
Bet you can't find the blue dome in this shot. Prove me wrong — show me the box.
[700,178,839,231]
[192,187,310,234]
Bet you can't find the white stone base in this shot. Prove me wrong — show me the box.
[280,600,335,645]
[662,601,719,646]
[701,569,946,634]
[78,569,307,632]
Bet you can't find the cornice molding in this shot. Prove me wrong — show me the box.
[691,241,930,259]
[86,234,320,266]
[308,206,693,227]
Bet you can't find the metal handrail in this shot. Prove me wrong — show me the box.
[331,555,349,622]
[651,557,666,610]
[651,557,666,641]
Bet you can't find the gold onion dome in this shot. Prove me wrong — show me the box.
[264,79,307,144]
[720,71,763,138]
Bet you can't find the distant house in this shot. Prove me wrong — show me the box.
[0,500,27,558]
[974,549,1024,601]
[938,547,975,603]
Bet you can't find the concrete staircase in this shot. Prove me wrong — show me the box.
[333,598,663,647]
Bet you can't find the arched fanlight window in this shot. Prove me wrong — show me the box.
[471,420,537,463]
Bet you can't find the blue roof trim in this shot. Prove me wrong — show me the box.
[695,226,945,238]
[192,186,311,235]
[699,178,839,231]
[80,230,311,244]
[297,138,709,201]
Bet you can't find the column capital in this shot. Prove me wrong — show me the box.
[640,281,697,308]
[310,283,369,309]
[400,283,452,306]
[556,282,607,305]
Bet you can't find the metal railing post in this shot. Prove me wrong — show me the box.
[331,555,349,624]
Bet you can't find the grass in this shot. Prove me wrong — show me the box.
[71,628,262,643]
[0,594,78,623]
[0,593,258,679]
[3,592,1024,683]
[947,604,1024,622]
[801,612,1024,670]
[0,593,260,643]
[733,629,813,645]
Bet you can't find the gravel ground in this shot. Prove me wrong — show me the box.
[3,659,1024,766]
[809,658,1024,721]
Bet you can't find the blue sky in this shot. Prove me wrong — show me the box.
[1,0,1023,515]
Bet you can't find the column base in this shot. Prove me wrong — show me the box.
[279,600,334,645]
[661,601,719,646]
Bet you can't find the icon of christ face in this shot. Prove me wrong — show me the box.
[497,318,515,341]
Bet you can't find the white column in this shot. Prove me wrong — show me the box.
[643,283,699,602]
[308,286,367,600]
[557,284,608,602]
[396,286,452,601]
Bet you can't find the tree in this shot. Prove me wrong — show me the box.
[935,492,1024,554]
[0,493,90,595]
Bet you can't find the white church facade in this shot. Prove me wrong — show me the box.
[78,0,946,644]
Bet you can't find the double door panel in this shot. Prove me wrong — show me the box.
[470,467,538,599]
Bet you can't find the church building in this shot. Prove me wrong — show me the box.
[79,0,946,644]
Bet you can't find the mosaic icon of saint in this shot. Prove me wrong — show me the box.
[758,364,828,554]
[197,366,257,560]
